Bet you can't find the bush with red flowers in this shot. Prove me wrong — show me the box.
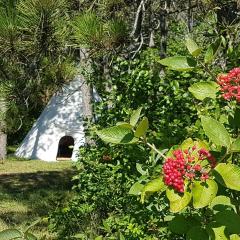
[96,38,240,239]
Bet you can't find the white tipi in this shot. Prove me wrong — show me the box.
[15,76,87,161]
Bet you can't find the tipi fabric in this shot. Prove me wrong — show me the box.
[15,76,85,161]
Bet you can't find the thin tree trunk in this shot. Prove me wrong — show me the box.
[0,131,7,163]
[160,0,171,59]
[80,48,93,120]
[0,99,7,163]
[79,48,94,145]
[187,0,193,32]
[82,81,93,120]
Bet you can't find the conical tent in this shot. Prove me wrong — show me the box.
[15,76,86,161]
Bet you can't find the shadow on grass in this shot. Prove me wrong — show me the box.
[0,170,75,193]
[0,169,76,235]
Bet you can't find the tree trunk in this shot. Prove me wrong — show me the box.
[187,0,193,32]
[79,48,94,145]
[160,0,171,59]
[0,131,7,163]
[79,48,93,120]
[0,98,6,163]
[82,81,93,120]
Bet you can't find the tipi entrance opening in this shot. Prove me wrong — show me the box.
[56,136,74,160]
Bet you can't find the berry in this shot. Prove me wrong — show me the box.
[217,67,240,102]
[163,146,216,192]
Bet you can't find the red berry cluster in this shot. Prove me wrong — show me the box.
[217,67,240,102]
[163,150,185,193]
[163,147,216,193]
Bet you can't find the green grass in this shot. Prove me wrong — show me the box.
[0,157,75,239]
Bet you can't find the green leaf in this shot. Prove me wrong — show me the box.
[210,195,236,212]
[166,188,192,213]
[141,177,166,203]
[158,56,197,71]
[24,218,41,233]
[189,81,219,101]
[210,226,229,240]
[25,233,38,240]
[135,117,149,138]
[116,122,133,129]
[214,163,240,191]
[204,38,221,64]
[129,182,144,195]
[233,108,240,129]
[0,229,22,240]
[230,234,240,240]
[95,236,103,240]
[168,215,190,234]
[130,107,142,126]
[186,226,209,240]
[192,180,218,209]
[229,108,240,129]
[195,139,210,150]
[185,38,201,57]
[119,232,125,240]
[181,138,209,151]
[231,138,240,152]
[136,163,148,175]
[214,210,240,234]
[96,126,138,144]
[201,116,231,148]
[181,138,194,150]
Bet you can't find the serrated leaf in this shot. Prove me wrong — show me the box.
[204,38,221,63]
[158,56,197,71]
[130,107,142,126]
[201,116,231,148]
[231,138,240,152]
[96,126,138,144]
[187,226,209,240]
[192,180,218,209]
[141,177,165,203]
[135,117,149,137]
[214,163,240,191]
[0,229,22,240]
[189,81,219,100]
[129,182,144,195]
[214,210,240,234]
[185,38,201,57]
[166,188,192,213]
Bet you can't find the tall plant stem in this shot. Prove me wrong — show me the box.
[199,62,216,80]
[146,142,167,160]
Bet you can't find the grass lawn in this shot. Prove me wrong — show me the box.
[0,156,75,239]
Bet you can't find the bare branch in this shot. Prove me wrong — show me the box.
[131,0,145,38]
